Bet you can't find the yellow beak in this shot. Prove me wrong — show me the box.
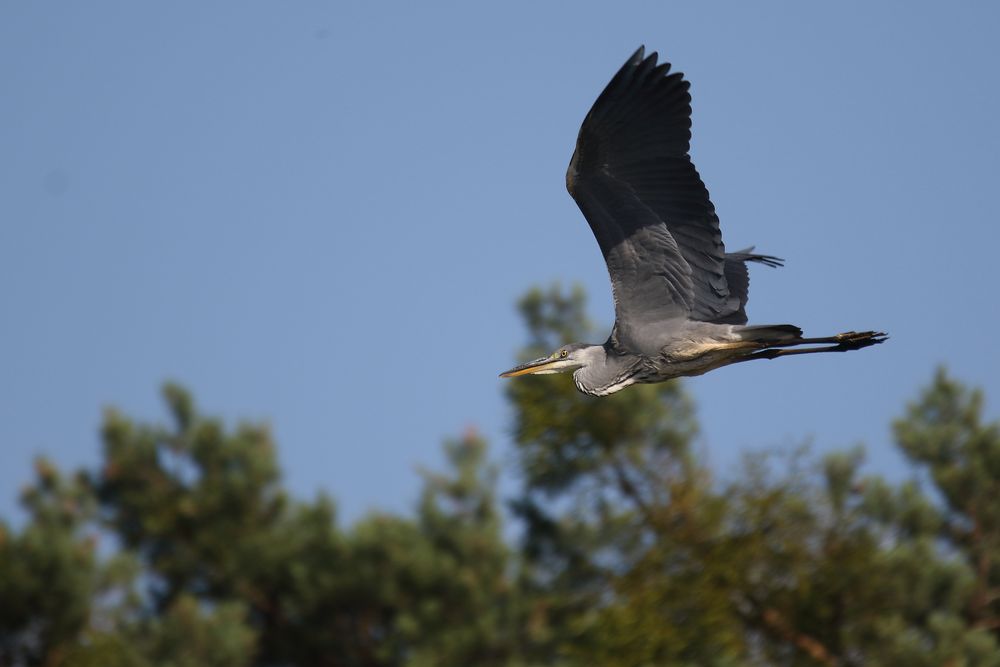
[499,356,565,378]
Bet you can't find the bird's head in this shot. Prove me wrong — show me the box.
[499,343,600,378]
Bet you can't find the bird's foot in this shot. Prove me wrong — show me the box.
[834,330,889,349]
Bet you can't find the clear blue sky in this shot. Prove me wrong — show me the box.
[3,2,999,523]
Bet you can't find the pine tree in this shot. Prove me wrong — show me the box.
[4,289,1000,666]
[507,285,746,665]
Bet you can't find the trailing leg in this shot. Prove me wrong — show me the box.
[762,330,887,348]
[737,331,888,363]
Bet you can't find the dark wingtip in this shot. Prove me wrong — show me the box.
[628,45,660,70]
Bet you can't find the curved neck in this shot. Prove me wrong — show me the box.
[572,345,640,397]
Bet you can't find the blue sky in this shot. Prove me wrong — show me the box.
[2,2,999,523]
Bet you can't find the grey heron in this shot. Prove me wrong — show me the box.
[500,47,886,397]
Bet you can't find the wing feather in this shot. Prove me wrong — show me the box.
[567,46,734,337]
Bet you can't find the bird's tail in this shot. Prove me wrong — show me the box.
[736,324,803,344]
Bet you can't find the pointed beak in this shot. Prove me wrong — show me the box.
[499,356,565,378]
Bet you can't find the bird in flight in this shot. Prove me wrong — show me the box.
[501,46,886,396]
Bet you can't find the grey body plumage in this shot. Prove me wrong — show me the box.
[500,47,886,396]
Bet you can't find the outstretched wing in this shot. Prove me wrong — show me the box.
[567,46,731,342]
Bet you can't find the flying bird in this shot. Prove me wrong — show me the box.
[500,47,886,396]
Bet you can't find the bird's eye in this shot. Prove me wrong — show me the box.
[560,350,568,358]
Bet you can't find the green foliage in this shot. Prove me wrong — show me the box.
[90,386,533,666]
[406,435,515,665]
[0,460,98,667]
[509,286,728,665]
[96,383,286,609]
[3,290,1000,666]
[507,288,1000,666]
